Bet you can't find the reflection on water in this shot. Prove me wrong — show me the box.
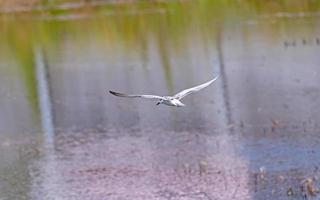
[1,1,320,199]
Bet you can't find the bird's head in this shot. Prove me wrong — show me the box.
[156,99,163,105]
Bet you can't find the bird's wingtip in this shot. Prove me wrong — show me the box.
[109,91,117,95]
[213,74,220,81]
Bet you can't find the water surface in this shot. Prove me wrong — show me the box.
[1,1,320,199]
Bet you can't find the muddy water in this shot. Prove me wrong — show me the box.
[1,2,320,200]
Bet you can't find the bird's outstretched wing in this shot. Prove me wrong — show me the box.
[173,75,219,100]
[109,91,166,100]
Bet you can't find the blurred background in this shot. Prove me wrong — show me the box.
[1,0,320,199]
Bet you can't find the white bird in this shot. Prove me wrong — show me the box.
[109,75,219,107]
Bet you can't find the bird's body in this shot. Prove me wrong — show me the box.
[157,98,185,107]
[109,75,219,107]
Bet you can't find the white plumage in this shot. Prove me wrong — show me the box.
[109,75,219,107]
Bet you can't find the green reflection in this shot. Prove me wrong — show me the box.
[0,0,319,110]
[0,2,319,200]
[4,22,39,115]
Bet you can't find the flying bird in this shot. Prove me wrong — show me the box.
[109,75,219,107]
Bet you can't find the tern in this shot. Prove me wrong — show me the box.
[109,75,219,107]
